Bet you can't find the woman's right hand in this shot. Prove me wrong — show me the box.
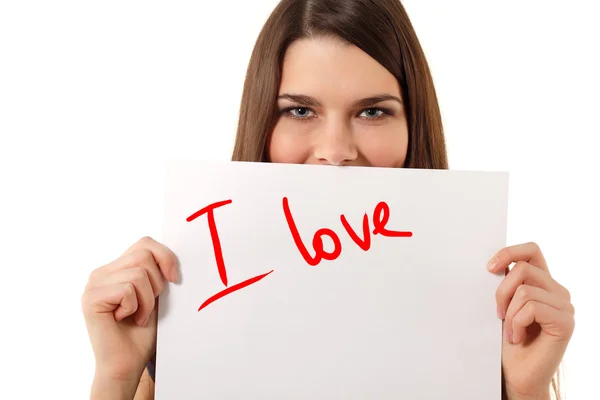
[81,236,178,398]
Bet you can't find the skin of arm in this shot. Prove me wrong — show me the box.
[133,369,155,400]
[90,368,153,400]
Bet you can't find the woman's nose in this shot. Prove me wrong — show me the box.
[312,120,358,166]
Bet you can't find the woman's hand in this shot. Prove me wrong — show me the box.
[81,236,178,399]
[488,242,575,400]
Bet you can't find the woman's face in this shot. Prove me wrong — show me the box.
[268,36,409,167]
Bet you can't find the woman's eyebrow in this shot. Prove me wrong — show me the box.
[278,94,322,107]
[356,95,402,107]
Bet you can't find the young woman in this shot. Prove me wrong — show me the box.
[82,1,575,399]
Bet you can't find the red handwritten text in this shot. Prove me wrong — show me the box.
[340,213,371,251]
[187,199,273,311]
[187,200,233,286]
[283,197,412,266]
[197,271,273,311]
[189,197,412,311]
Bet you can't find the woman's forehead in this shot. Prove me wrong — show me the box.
[279,37,401,102]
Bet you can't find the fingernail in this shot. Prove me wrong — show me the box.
[170,269,178,283]
[505,328,513,344]
[487,256,499,272]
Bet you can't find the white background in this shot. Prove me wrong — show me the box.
[0,0,598,399]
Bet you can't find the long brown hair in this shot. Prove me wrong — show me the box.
[230,1,560,399]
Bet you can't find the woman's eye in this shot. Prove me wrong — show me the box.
[359,108,384,118]
[289,107,314,118]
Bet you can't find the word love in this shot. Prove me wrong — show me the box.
[283,197,412,266]
[187,197,412,311]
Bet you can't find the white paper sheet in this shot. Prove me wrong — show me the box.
[156,161,508,399]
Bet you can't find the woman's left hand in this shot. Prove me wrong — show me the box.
[488,242,575,400]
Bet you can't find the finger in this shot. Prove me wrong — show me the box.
[129,236,179,282]
[496,261,562,318]
[488,242,548,274]
[503,284,568,343]
[101,236,178,283]
[122,236,178,282]
[99,267,156,326]
[94,250,166,297]
[81,282,139,321]
[512,301,575,344]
